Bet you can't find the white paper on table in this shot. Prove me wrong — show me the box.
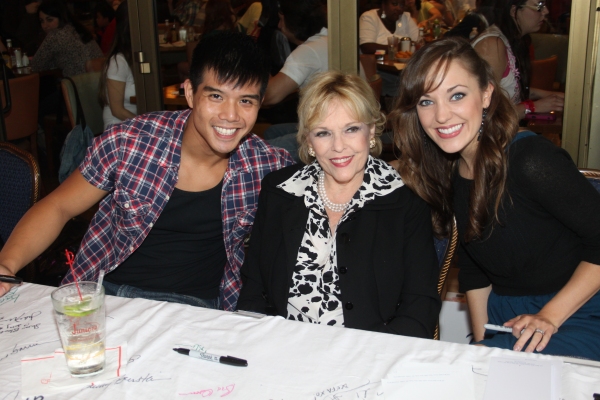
[483,356,562,400]
[382,362,475,400]
[21,344,126,398]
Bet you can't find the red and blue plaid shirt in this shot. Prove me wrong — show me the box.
[63,109,293,311]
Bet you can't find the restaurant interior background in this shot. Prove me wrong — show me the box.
[1,0,599,166]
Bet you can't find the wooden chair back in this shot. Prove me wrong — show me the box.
[531,55,558,91]
[0,73,40,160]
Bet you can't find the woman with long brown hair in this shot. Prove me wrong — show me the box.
[392,37,600,360]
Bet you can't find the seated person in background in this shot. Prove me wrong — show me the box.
[32,0,103,77]
[416,0,443,28]
[236,1,262,36]
[261,0,328,159]
[429,0,455,27]
[393,37,600,360]
[0,32,294,311]
[444,0,494,39]
[238,71,441,337]
[99,1,136,129]
[11,0,44,56]
[168,0,208,27]
[95,1,116,54]
[262,0,328,107]
[359,0,419,54]
[359,0,418,97]
[472,0,563,118]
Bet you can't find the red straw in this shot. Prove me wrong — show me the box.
[65,249,83,301]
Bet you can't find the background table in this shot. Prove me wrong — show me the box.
[1,283,598,399]
[131,84,188,110]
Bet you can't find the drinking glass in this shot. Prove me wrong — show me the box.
[51,282,106,377]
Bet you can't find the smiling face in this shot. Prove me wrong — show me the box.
[416,60,493,165]
[512,0,548,36]
[39,11,59,33]
[308,100,375,190]
[183,68,262,159]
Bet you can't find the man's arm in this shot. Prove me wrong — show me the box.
[0,171,108,296]
[261,72,299,107]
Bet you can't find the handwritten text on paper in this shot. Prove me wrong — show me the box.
[0,311,42,335]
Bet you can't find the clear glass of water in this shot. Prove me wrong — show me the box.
[51,282,106,377]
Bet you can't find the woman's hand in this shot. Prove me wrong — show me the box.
[504,313,558,353]
[533,93,564,114]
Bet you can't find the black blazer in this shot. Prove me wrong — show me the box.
[237,165,441,338]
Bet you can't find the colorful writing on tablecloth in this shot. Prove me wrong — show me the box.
[179,383,235,397]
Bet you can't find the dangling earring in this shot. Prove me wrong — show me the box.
[477,108,488,141]
[381,10,386,19]
[308,147,316,157]
[369,138,376,149]
[422,133,429,148]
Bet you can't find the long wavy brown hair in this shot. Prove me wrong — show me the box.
[391,37,519,241]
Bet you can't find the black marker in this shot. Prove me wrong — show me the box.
[0,274,23,284]
[173,348,248,367]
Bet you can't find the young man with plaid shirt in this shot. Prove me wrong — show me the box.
[0,32,294,311]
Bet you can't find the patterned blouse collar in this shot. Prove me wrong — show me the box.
[278,156,404,211]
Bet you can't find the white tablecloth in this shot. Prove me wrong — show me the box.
[1,283,598,399]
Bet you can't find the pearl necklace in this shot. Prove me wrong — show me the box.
[317,171,350,213]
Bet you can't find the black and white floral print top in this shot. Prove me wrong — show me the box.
[277,156,404,326]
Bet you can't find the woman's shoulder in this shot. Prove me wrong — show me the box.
[508,134,575,182]
[359,8,379,21]
[472,26,507,47]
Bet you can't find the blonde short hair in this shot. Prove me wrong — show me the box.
[296,71,386,164]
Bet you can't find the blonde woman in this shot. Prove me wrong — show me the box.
[238,71,441,336]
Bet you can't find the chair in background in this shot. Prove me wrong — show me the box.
[432,218,459,340]
[86,57,106,73]
[0,142,40,282]
[531,55,558,91]
[0,73,40,161]
[530,33,568,88]
[580,168,600,193]
[60,72,104,136]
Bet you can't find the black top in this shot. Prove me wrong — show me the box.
[457,136,600,295]
[106,181,226,299]
[237,164,441,338]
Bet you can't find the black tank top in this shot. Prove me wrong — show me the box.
[105,181,226,299]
